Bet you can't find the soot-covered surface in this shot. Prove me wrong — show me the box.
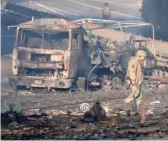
[1,109,168,140]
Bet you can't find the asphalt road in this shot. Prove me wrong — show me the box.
[1,0,142,54]
[4,0,141,21]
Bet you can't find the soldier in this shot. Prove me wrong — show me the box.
[102,2,111,20]
[125,50,147,106]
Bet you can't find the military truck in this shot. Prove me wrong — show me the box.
[88,19,168,79]
[9,18,162,92]
[9,18,94,91]
[81,19,158,85]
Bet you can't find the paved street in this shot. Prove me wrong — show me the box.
[4,0,141,20]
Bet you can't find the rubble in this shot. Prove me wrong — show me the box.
[157,83,166,89]
[1,109,168,140]
[18,91,36,96]
[150,101,161,105]
[82,102,106,122]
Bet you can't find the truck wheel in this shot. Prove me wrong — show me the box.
[76,77,86,92]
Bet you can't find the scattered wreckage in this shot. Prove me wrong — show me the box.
[2,101,168,140]
[8,18,168,92]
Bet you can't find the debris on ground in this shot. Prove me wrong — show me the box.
[150,101,161,105]
[145,109,154,115]
[82,102,106,122]
[80,103,90,113]
[157,83,166,89]
[1,108,168,140]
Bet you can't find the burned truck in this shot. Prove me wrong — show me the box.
[9,18,160,92]
[81,19,158,87]
[9,18,92,91]
[9,18,131,91]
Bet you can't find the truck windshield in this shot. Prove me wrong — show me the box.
[17,29,69,50]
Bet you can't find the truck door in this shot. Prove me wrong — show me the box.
[69,32,83,78]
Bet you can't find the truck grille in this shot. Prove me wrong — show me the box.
[23,68,55,77]
[31,53,51,62]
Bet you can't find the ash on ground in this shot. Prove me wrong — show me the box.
[1,101,168,140]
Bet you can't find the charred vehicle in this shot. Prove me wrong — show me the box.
[9,18,91,91]
[9,18,167,92]
[86,19,168,80]
[80,20,158,87]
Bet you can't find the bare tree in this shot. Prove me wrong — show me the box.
[141,0,168,29]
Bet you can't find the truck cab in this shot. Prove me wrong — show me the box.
[10,18,87,91]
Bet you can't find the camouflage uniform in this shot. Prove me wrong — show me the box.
[102,2,111,20]
[125,50,147,106]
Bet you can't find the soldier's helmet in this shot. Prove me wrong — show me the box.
[136,50,147,57]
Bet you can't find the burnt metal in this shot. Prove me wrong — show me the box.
[10,18,86,91]
[9,18,168,93]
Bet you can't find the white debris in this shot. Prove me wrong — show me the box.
[19,91,36,96]
[102,103,112,116]
[24,109,41,115]
[119,110,127,115]
[145,109,153,115]
[45,109,67,116]
[71,111,84,116]
[102,103,109,113]
[109,113,118,116]
[47,115,53,119]
[80,103,90,113]
[150,101,161,105]
[90,81,101,86]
